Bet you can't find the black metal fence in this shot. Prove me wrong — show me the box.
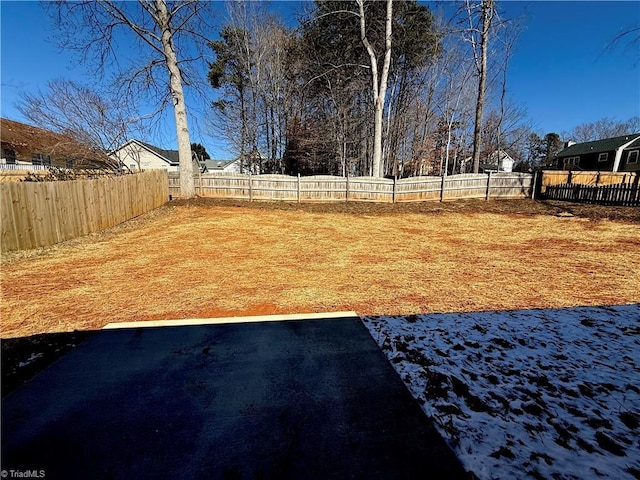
[543,182,640,207]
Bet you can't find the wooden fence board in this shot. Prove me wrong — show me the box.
[1,182,17,251]
[1,170,168,252]
[395,176,442,202]
[168,172,533,203]
[542,170,637,188]
[300,176,348,202]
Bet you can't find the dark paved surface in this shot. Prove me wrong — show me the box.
[2,317,467,479]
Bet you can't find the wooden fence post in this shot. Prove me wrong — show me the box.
[297,173,301,203]
[439,175,445,202]
[485,171,492,201]
[346,175,350,202]
[194,159,203,196]
[249,172,253,202]
[392,176,397,204]
[531,170,538,200]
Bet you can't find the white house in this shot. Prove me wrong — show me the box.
[110,139,180,172]
[201,158,242,173]
[461,150,515,173]
[484,150,514,173]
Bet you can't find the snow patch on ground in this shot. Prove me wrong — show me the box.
[362,304,640,480]
[17,352,43,368]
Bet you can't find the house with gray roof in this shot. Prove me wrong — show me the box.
[111,139,254,174]
[110,139,181,172]
[556,134,640,172]
[201,158,241,173]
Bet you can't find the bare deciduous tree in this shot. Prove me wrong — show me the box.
[356,0,393,177]
[570,117,640,143]
[49,0,214,198]
[465,0,496,174]
[17,79,148,169]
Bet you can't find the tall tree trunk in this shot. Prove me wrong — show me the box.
[240,87,247,174]
[155,0,194,198]
[472,0,493,174]
[357,0,393,178]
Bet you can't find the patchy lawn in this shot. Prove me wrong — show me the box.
[363,304,640,480]
[2,198,639,339]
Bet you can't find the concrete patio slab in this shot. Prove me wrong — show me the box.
[101,311,359,329]
[1,315,466,479]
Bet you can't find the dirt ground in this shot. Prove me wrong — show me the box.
[2,198,639,394]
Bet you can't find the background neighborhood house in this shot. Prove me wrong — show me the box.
[0,118,106,170]
[482,150,514,173]
[111,139,240,174]
[461,150,515,174]
[201,158,241,174]
[556,134,640,172]
[110,139,180,172]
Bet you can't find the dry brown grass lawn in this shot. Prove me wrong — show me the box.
[1,199,639,338]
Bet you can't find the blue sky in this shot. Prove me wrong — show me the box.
[502,1,640,135]
[1,1,639,157]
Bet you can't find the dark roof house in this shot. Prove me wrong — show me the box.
[111,140,231,173]
[556,134,640,172]
[137,141,180,165]
[110,139,180,171]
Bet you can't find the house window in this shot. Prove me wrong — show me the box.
[31,153,51,166]
[563,157,580,168]
[628,150,639,164]
[598,152,608,162]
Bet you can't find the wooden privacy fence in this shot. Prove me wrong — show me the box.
[539,170,639,206]
[541,170,638,189]
[1,170,168,252]
[169,172,533,203]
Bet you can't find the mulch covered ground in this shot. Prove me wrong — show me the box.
[2,198,639,395]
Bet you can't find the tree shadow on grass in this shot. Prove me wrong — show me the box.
[2,330,97,398]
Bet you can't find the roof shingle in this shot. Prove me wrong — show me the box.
[557,134,640,157]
